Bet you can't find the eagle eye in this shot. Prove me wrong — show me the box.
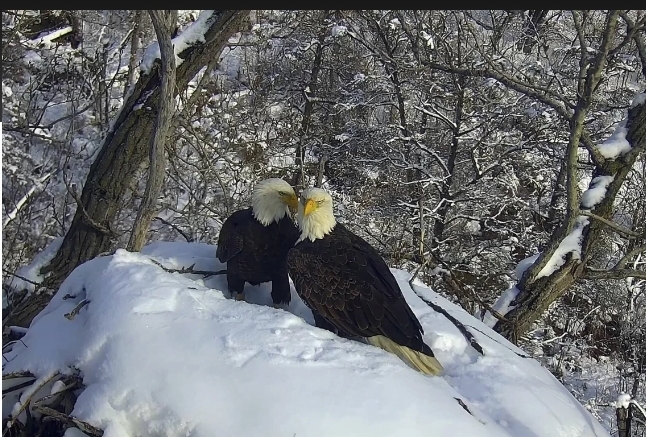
[278,191,285,195]
[316,200,324,205]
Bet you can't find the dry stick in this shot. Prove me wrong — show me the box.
[64,299,90,320]
[409,258,512,325]
[2,379,36,395]
[31,376,81,409]
[5,371,60,430]
[3,370,35,379]
[148,258,226,278]
[31,405,104,437]
[409,284,484,356]
[463,324,532,359]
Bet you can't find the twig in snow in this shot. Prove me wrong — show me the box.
[453,397,486,424]
[410,285,484,356]
[5,371,60,431]
[2,370,35,380]
[32,375,81,408]
[2,378,37,395]
[64,299,90,320]
[149,258,227,278]
[31,405,104,437]
[463,324,532,359]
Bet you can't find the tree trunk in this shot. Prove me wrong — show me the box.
[491,12,633,342]
[127,10,177,252]
[5,11,249,329]
[494,98,646,342]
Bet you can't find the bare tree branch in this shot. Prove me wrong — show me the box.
[128,10,177,251]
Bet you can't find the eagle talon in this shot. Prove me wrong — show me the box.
[234,292,246,301]
[272,303,289,311]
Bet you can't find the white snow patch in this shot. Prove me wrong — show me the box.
[331,25,347,37]
[3,83,13,97]
[515,254,539,280]
[465,220,481,235]
[23,50,43,66]
[64,428,91,437]
[7,237,64,295]
[536,216,589,279]
[420,30,435,48]
[141,10,215,73]
[482,286,520,328]
[50,380,67,395]
[595,120,631,160]
[630,92,646,108]
[580,175,614,209]
[2,242,611,437]
[33,26,73,47]
[335,133,351,142]
[615,393,631,409]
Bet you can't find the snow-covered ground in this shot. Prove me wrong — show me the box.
[3,241,611,437]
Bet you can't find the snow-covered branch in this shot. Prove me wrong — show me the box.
[2,172,52,229]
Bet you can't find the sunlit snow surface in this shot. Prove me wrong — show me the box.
[3,242,610,437]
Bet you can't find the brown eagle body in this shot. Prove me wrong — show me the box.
[287,187,443,375]
[217,207,300,306]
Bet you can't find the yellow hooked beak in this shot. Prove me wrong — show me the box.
[284,193,299,212]
[303,199,317,216]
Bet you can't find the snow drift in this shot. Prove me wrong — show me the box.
[2,241,610,437]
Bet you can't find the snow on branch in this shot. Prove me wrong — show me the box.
[141,10,217,73]
[2,172,52,229]
[536,216,590,279]
[594,119,632,160]
[580,175,614,209]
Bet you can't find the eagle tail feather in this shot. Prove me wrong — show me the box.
[367,335,443,376]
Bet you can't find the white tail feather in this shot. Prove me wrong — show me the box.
[367,335,443,376]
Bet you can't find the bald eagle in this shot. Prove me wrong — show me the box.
[287,188,443,376]
[216,178,300,307]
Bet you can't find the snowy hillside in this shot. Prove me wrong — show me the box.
[3,241,611,437]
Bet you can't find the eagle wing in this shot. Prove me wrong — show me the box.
[287,224,430,355]
[216,215,244,263]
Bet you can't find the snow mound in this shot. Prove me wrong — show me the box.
[3,242,610,437]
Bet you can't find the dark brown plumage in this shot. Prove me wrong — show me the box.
[287,188,442,375]
[217,208,299,305]
[216,179,299,306]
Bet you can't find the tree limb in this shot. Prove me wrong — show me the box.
[127,10,177,251]
[579,210,644,238]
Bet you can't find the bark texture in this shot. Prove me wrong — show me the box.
[7,11,249,328]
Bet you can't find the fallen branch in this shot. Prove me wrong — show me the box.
[410,285,484,356]
[463,324,532,359]
[2,370,35,379]
[64,299,90,320]
[31,405,104,437]
[149,258,226,278]
[5,371,60,431]
[2,378,36,395]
